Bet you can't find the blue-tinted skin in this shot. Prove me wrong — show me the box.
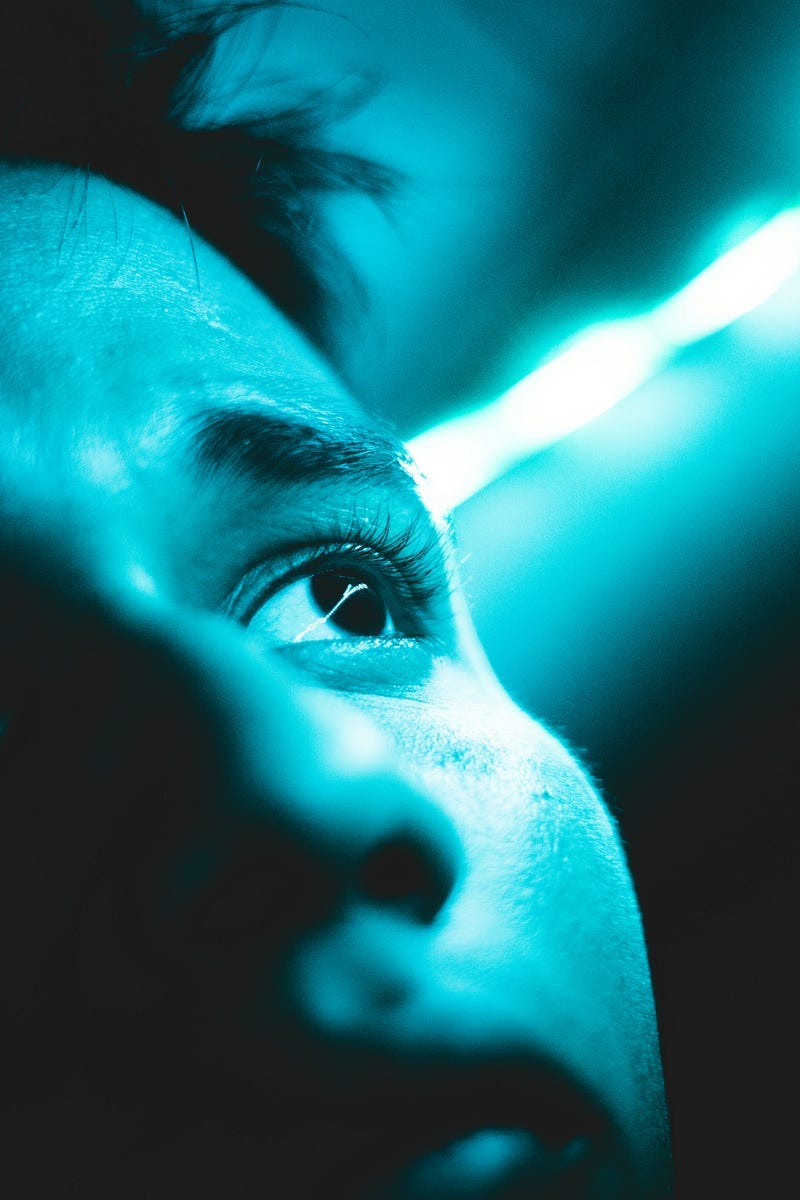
[0,165,672,1198]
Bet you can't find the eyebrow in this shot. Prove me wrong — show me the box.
[183,397,458,630]
[187,403,418,497]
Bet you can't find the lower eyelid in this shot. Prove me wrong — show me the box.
[275,637,443,694]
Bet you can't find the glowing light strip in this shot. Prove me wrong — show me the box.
[407,205,800,509]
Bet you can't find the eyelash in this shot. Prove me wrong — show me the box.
[224,512,450,635]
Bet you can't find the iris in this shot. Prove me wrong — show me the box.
[310,571,388,637]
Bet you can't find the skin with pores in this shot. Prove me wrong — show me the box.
[0,164,671,1198]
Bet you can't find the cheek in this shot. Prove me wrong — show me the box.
[363,689,667,1159]
[349,687,630,934]
[347,687,659,1079]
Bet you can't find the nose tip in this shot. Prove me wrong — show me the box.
[283,691,461,929]
[271,750,461,934]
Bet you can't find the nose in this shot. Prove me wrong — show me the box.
[2,547,460,1011]
[272,683,460,924]
[151,611,461,939]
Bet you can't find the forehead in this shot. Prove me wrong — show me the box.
[0,163,441,612]
[0,164,361,440]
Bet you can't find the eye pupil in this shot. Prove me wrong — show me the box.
[310,571,388,636]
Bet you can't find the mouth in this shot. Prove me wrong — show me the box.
[306,1055,619,1200]
[101,1026,632,1199]
[124,1004,625,1199]
[368,1127,595,1199]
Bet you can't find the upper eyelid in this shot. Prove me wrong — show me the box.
[223,504,453,607]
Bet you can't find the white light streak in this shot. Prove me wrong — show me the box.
[407,205,800,509]
[292,581,367,643]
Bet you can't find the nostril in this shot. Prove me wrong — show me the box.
[357,833,454,925]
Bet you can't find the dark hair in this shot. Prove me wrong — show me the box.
[0,1,394,347]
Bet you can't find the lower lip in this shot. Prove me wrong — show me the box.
[379,1128,591,1199]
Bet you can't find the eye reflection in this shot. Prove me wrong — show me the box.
[246,569,395,645]
[310,572,388,637]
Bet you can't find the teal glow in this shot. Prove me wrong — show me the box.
[407,205,800,508]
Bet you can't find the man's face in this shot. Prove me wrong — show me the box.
[0,165,671,1198]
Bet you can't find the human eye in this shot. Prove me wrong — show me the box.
[237,565,399,646]
[221,512,453,667]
